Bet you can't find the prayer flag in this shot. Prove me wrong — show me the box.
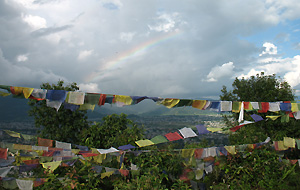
[67,91,85,105]
[158,98,180,108]
[220,101,232,111]
[97,147,119,154]
[179,127,197,138]
[284,137,295,148]
[118,144,136,150]
[192,100,206,109]
[195,124,210,135]
[41,161,61,172]
[135,139,154,147]
[38,137,53,147]
[150,135,168,144]
[250,114,264,122]
[4,130,21,138]
[165,132,183,141]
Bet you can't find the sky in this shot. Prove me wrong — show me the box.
[1,0,300,100]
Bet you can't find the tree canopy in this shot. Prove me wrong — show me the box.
[28,80,89,144]
[220,72,295,102]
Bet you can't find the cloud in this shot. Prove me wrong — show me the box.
[22,14,47,30]
[206,62,235,82]
[16,54,28,62]
[78,83,101,93]
[78,50,93,60]
[119,32,135,43]
[31,25,72,37]
[259,42,278,56]
[148,12,182,32]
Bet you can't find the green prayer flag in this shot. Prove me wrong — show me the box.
[150,135,168,144]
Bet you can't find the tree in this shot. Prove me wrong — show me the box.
[28,80,89,144]
[220,72,298,144]
[81,113,144,149]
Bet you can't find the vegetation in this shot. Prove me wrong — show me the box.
[28,80,89,144]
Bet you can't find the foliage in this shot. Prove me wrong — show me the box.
[28,80,89,144]
[81,113,144,149]
[220,72,295,102]
[205,147,300,189]
[220,72,298,144]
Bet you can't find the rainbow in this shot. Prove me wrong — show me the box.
[86,30,183,82]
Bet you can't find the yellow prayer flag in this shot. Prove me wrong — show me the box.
[79,103,95,111]
[291,103,299,112]
[4,130,21,138]
[101,171,114,179]
[22,88,34,99]
[114,95,133,105]
[192,100,206,110]
[277,141,289,150]
[135,139,154,147]
[266,116,280,120]
[0,91,10,97]
[13,144,32,151]
[195,169,204,180]
[232,101,241,113]
[284,137,295,148]
[41,161,62,172]
[71,149,80,155]
[206,128,223,132]
[224,146,236,155]
[158,99,180,108]
[93,154,106,164]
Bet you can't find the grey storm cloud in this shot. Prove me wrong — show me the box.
[1,0,300,99]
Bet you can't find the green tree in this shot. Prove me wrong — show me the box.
[81,113,144,149]
[220,72,298,144]
[28,80,89,144]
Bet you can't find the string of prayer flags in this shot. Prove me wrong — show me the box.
[97,147,119,154]
[135,139,154,147]
[165,132,183,141]
[150,135,168,144]
[179,127,198,138]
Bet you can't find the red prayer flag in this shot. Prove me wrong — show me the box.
[0,148,8,160]
[230,124,245,132]
[38,137,53,147]
[164,132,183,141]
[258,102,269,113]
[98,94,107,105]
[194,149,204,159]
[119,169,129,177]
[243,102,250,110]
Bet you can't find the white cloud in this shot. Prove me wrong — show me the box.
[148,13,180,32]
[119,32,135,43]
[16,54,28,62]
[238,68,265,79]
[78,50,93,60]
[22,14,47,30]
[206,62,235,82]
[259,42,277,56]
[78,83,101,93]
